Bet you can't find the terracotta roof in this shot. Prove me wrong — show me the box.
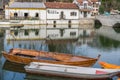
[77,0,83,4]
[77,0,92,5]
[45,2,78,9]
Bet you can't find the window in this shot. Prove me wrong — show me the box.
[14,13,18,17]
[35,29,39,35]
[11,30,18,36]
[93,3,95,7]
[60,11,64,19]
[84,3,87,9]
[96,4,99,7]
[24,13,29,18]
[70,12,77,16]
[68,20,71,28]
[70,32,76,36]
[83,12,87,18]
[47,10,58,14]
[14,30,18,36]
[35,13,39,17]
[83,30,86,36]
[24,30,29,36]
[53,21,56,28]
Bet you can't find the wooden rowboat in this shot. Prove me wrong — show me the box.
[24,62,120,79]
[99,61,120,69]
[2,48,100,67]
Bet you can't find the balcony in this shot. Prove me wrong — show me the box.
[80,7,92,12]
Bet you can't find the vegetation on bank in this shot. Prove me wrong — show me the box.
[99,0,120,14]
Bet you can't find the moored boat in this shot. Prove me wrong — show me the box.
[99,61,120,69]
[24,62,120,79]
[99,61,120,78]
[2,48,100,67]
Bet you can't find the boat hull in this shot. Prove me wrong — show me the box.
[25,69,116,79]
[99,61,120,69]
[24,62,120,79]
[3,52,98,67]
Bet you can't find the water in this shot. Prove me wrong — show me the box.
[0,28,120,80]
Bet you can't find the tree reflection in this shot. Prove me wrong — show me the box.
[99,35,120,48]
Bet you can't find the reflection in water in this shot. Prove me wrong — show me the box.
[1,31,120,80]
[3,60,25,73]
[25,74,81,80]
[98,36,120,49]
[113,23,120,33]
[5,40,48,52]
[2,61,25,80]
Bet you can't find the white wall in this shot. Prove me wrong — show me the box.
[5,9,46,20]
[79,11,92,18]
[46,9,79,20]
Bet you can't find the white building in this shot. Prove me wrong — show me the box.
[5,2,46,20]
[73,0,101,18]
[4,0,99,40]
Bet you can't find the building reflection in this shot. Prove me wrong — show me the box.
[3,60,25,73]
[4,34,95,53]
[2,60,25,80]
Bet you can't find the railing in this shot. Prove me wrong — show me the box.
[80,6,92,10]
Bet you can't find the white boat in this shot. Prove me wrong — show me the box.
[24,62,120,79]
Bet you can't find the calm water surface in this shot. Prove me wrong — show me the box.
[0,28,120,80]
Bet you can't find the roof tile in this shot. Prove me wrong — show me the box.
[45,2,78,9]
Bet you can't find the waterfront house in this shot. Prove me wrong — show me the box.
[73,0,101,18]
[44,2,80,39]
[5,2,46,20]
[4,0,99,40]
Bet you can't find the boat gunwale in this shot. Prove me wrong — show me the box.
[2,49,100,66]
[9,48,100,60]
[2,52,98,63]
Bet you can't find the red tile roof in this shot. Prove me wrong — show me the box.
[45,2,78,9]
[77,0,92,5]
[77,0,83,4]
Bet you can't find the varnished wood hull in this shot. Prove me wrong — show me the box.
[3,53,98,67]
[2,48,100,67]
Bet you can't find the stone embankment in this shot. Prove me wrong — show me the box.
[96,26,120,41]
[96,15,120,27]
